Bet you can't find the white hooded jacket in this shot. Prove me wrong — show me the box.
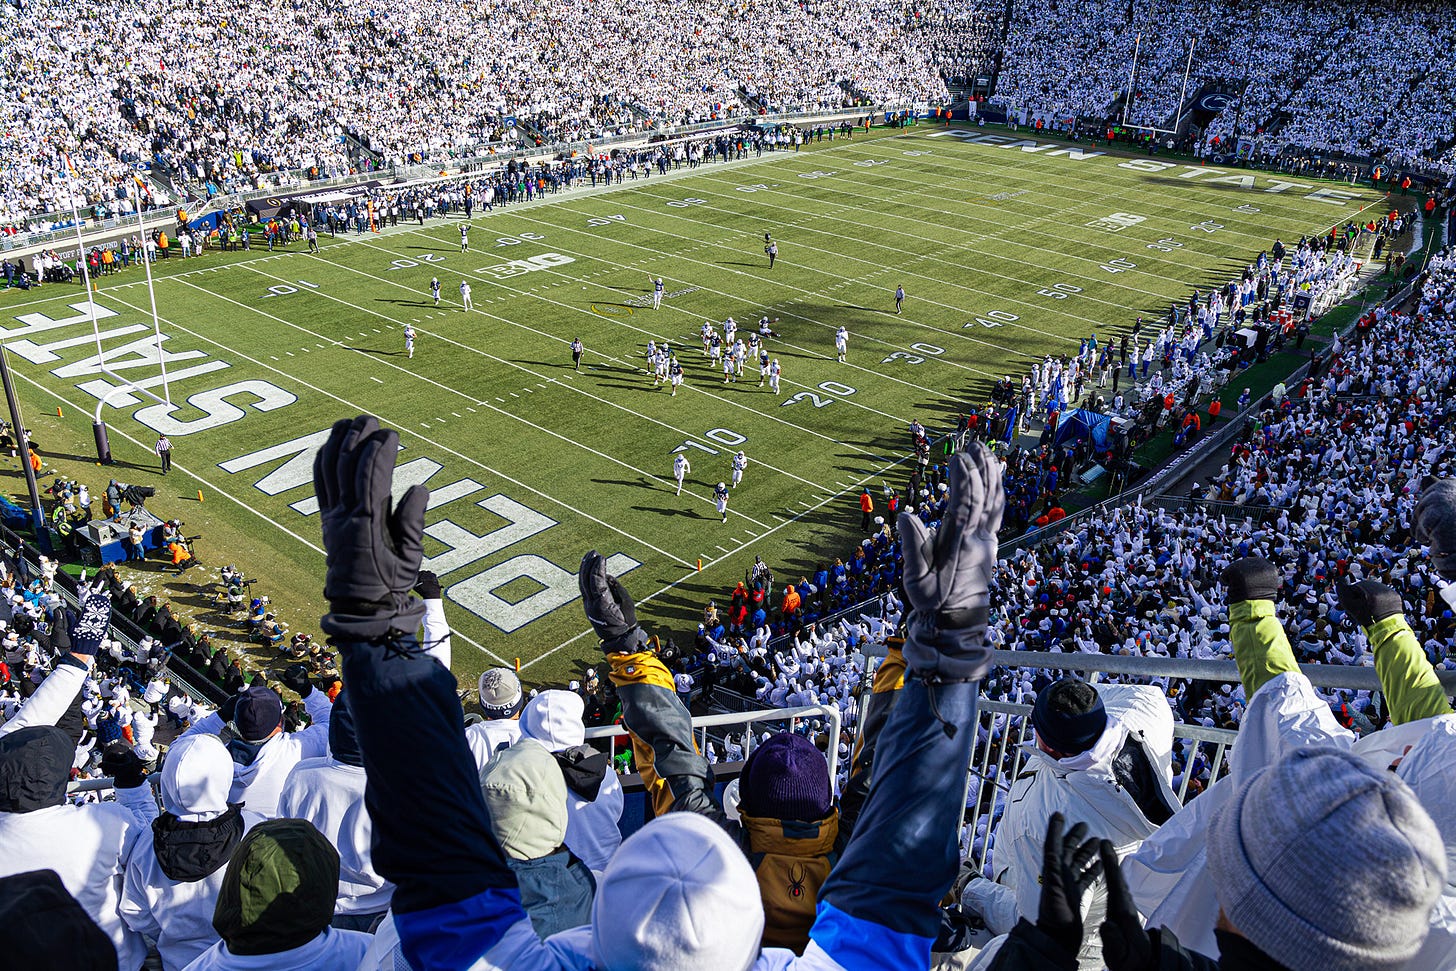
[277,755,394,916]
[1126,668,1456,968]
[963,684,1178,970]
[120,734,265,971]
[183,688,333,817]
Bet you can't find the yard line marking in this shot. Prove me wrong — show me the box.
[300,251,845,487]
[5,362,509,663]
[157,282,702,564]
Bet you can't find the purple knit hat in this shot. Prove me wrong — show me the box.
[738,733,832,822]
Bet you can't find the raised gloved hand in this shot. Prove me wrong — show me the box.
[898,444,1003,680]
[1221,556,1279,605]
[1338,580,1404,629]
[52,608,72,653]
[68,592,111,657]
[1415,479,1456,581]
[101,742,147,789]
[1098,840,1156,971]
[414,570,442,601]
[281,663,313,698]
[313,415,428,640]
[1036,813,1103,956]
[578,551,648,654]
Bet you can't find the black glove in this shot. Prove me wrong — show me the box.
[1415,479,1456,581]
[1221,556,1279,605]
[100,742,147,789]
[414,570,442,601]
[1338,580,1404,628]
[69,592,111,657]
[578,550,647,653]
[218,692,242,724]
[313,415,428,640]
[52,609,72,653]
[1098,839,1156,971]
[1036,813,1103,956]
[898,444,1004,681]
[281,663,313,698]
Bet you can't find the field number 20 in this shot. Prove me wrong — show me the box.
[782,380,857,408]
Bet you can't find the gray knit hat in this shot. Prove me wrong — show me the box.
[1207,746,1446,971]
[477,668,524,720]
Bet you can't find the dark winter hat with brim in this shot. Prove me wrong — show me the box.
[232,685,284,742]
[0,869,114,970]
[213,818,340,956]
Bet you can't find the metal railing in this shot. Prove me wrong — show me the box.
[583,703,844,782]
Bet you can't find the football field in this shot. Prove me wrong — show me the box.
[0,125,1387,688]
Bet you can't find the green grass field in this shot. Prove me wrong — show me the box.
[0,124,1388,689]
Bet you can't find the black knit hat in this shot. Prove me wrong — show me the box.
[1032,679,1107,756]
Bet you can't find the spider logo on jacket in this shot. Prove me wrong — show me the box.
[787,863,808,899]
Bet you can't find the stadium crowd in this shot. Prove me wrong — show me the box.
[0,0,946,235]
[7,410,1456,970]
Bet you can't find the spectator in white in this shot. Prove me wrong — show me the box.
[182,665,332,818]
[465,666,525,771]
[182,818,373,971]
[518,689,623,874]
[276,690,393,930]
[963,678,1177,969]
[120,734,266,971]
[479,738,596,939]
[0,727,157,970]
[989,747,1447,971]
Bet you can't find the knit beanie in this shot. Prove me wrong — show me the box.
[480,739,568,861]
[478,668,524,720]
[231,686,284,742]
[592,813,762,971]
[213,818,340,956]
[738,732,832,821]
[1207,746,1445,971]
[1031,679,1106,756]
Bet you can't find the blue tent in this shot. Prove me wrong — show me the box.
[1053,409,1112,451]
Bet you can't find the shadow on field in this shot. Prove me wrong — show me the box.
[716,260,762,268]
[592,477,652,488]
[375,298,435,307]
[39,452,154,473]
[632,505,705,518]
[347,347,404,357]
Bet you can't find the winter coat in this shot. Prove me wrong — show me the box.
[963,684,1178,971]
[552,743,623,874]
[740,809,840,952]
[182,688,333,817]
[0,654,88,737]
[0,725,157,971]
[120,734,265,971]
[507,850,596,940]
[1128,604,1456,967]
[465,717,522,772]
[277,757,393,916]
[179,927,373,971]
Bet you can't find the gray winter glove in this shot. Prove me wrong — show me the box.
[1415,479,1456,581]
[313,415,428,640]
[898,443,1003,681]
[579,551,648,654]
[1222,556,1279,605]
[69,593,111,658]
[1338,580,1404,629]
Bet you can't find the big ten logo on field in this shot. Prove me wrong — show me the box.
[476,252,576,280]
[220,430,639,633]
